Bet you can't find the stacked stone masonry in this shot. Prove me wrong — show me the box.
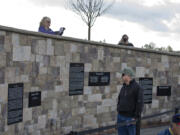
[0,26,180,135]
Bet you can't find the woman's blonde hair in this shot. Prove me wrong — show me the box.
[39,16,51,28]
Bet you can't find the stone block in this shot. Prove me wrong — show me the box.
[48,110,57,119]
[70,45,77,53]
[111,105,116,111]
[12,33,19,47]
[27,125,34,133]
[57,56,65,67]
[102,99,115,107]
[62,126,72,134]
[97,106,109,114]
[88,94,102,102]
[35,40,47,55]
[79,107,86,114]
[105,86,110,94]
[46,39,54,55]
[43,56,50,66]
[92,60,99,71]
[152,86,156,94]
[116,85,122,91]
[0,68,5,84]
[32,130,41,135]
[39,67,48,75]
[162,62,169,68]
[54,44,65,56]
[85,63,92,72]
[30,54,35,62]
[121,63,127,70]
[72,107,85,116]
[13,46,31,61]
[178,76,180,85]
[0,31,6,36]
[72,53,80,62]
[136,67,145,77]
[112,92,119,100]
[152,100,159,109]
[157,63,165,71]
[19,35,28,46]
[84,86,92,95]
[55,85,64,92]
[23,108,32,121]
[36,55,43,63]
[161,55,168,62]
[20,75,29,83]
[48,67,60,77]
[37,115,46,129]
[53,99,58,110]
[98,48,104,60]
[0,36,4,52]
[4,36,11,53]
[41,91,48,101]
[0,84,8,102]
[5,67,17,83]
[83,115,98,128]
[113,57,120,63]
[128,50,131,54]
[147,58,151,64]
[116,72,121,79]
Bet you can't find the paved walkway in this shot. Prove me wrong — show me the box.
[140,126,168,135]
[110,126,168,135]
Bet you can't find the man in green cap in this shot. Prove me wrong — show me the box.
[117,68,144,135]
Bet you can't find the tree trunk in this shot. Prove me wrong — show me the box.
[88,25,91,40]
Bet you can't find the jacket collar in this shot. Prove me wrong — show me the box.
[123,79,135,86]
[169,128,174,135]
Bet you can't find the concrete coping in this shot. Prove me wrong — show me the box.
[0,25,180,57]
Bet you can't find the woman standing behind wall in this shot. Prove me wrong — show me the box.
[38,16,65,36]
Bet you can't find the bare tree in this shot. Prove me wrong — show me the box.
[68,0,114,40]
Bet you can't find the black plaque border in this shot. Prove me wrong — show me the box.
[69,63,84,96]
[157,86,171,96]
[8,83,24,125]
[88,72,110,86]
[139,77,153,104]
[28,91,41,108]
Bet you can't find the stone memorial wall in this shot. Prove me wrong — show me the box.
[0,25,180,134]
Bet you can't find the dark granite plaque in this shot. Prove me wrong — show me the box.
[139,78,153,104]
[8,83,23,125]
[69,63,84,96]
[88,72,110,86]
[28,91,41,107]
[157,86,171,96]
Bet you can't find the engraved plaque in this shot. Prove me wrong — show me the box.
[88,72,110,86]
[8,83,23,125]
[139,78,153,104]
[28,91,41,107]
[69,63,84,96]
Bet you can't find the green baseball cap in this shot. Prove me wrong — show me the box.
[121,68,134,77]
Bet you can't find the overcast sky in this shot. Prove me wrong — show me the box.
[1,0,180,50]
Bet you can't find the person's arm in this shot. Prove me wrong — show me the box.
[129,43,134,47]
[118,42,123,45]
[39,26,55,35]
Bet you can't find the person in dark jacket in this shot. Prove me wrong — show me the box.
[38,16,65,35]
[118,34,134,47]
[158,114,180,135]
[117,68,144,135]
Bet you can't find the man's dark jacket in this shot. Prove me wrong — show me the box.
[117,79,144,118]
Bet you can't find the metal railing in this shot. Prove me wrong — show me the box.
[66,106,180,135]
